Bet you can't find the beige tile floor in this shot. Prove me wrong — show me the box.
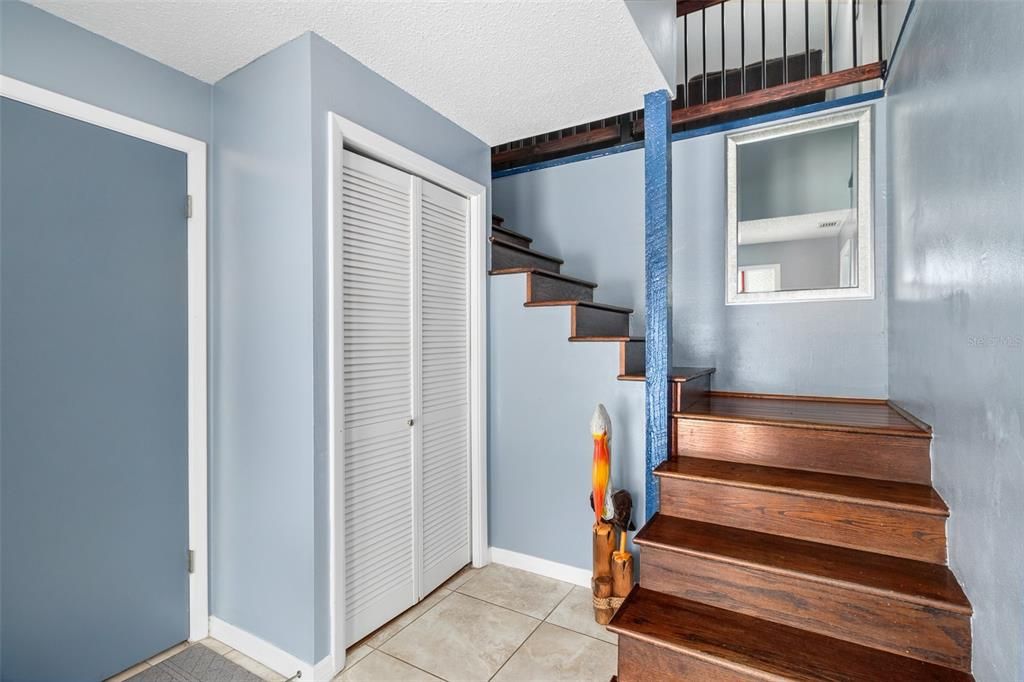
[340,564,618,682]
[109,564,617,682]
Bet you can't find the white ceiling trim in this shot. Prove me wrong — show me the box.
[28,0,671,145]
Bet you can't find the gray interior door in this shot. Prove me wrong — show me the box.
[1,97,189,682]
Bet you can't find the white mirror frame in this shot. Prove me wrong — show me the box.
[726,106,874,305]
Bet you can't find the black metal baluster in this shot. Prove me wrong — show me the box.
[702,8,708,104]
[852,0,858,67]
[761,0,766,90]
[783,0,789,83]
[805,0,810,78]
[720,2,726,100]
[684,14,689,106]
[741,0,746,94]
[827,0,834,73]
[877,0,883,66]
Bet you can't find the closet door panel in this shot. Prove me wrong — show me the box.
[341,150,416,645]
[418,180,472,593]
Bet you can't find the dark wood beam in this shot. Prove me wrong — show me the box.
[491,126,621,167]
[634,62,884,134]
[677,0,728,17]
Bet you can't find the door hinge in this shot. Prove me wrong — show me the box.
[186,195,193,220]
[187,549,195,574]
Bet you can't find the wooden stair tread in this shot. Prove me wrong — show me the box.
[491,223,533,244]
[608,587,972,682]
[680,393,931,436]
[491,214,504,225]
[636,514,970,613]
[656,457,948,515]
[489,267,596,288]
[569,335,644,342]
[617,366,716,383]
[489,236,563,263]
[524,299,633,314]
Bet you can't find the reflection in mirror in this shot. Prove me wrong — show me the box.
[726,107,873,305]
[737,123,857,292]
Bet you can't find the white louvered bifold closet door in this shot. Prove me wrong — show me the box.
[417,180,471,594]
[341,150,417,645]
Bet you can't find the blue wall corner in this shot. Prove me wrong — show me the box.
[643,90,672,521]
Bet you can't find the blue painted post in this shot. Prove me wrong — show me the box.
[643,90,672,521]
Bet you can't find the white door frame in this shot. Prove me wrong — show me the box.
[327,112,488,672]
[0,76,210,642]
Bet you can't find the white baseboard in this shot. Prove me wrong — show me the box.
[489,547,591,587]
[209,616,338,680]
[312,654,341,681]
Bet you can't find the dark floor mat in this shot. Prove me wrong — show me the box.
[127,644,265,682]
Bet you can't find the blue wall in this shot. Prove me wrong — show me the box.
[211,32,490,664]
[488,276,646,569]
[885,2,1024,679]
[493,98,889,398]
[0,1,211,141]
[209,35,317,663]
[0,6,489,667]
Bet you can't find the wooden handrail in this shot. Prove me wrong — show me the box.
[677,0,728,17]
[492,126,621,167]
[633,62,884,135]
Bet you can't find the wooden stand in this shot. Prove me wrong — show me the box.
[611,551,633,599]
[592,575,614,625]
[592,523,614,577]
[592,522,615,623]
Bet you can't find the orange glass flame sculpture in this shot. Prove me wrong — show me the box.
[590,404,612,525]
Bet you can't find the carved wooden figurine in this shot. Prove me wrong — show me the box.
[610,489,636,599]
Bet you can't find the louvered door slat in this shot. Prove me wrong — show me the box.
[418,179,471,593]
[341,150,416,645]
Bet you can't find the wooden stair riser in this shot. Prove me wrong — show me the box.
[527,272,594,303]
[620,340,645,376]
[490,241,561,272]
[571,305,630,337]
[617,636,756,682]
[491,226,531,248]
[639,545,971,671]
[657,476,948,563]
[675,417,933,485]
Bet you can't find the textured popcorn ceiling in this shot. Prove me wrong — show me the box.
[28,0,671,145]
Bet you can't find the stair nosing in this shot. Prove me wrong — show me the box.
[490,267,597,288]
[674,410,934,438]
[655,458,949,516]
[617,367,717,382]
[524,299,633,314]
[568,335,643,342]
[635,515,971,614]
[489,236,564,263]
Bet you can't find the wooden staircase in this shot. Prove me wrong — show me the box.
[489,214,973,678]
[490,215,713,390]
[610,393,975,680]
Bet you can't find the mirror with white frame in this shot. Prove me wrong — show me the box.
[726,107,873,304]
